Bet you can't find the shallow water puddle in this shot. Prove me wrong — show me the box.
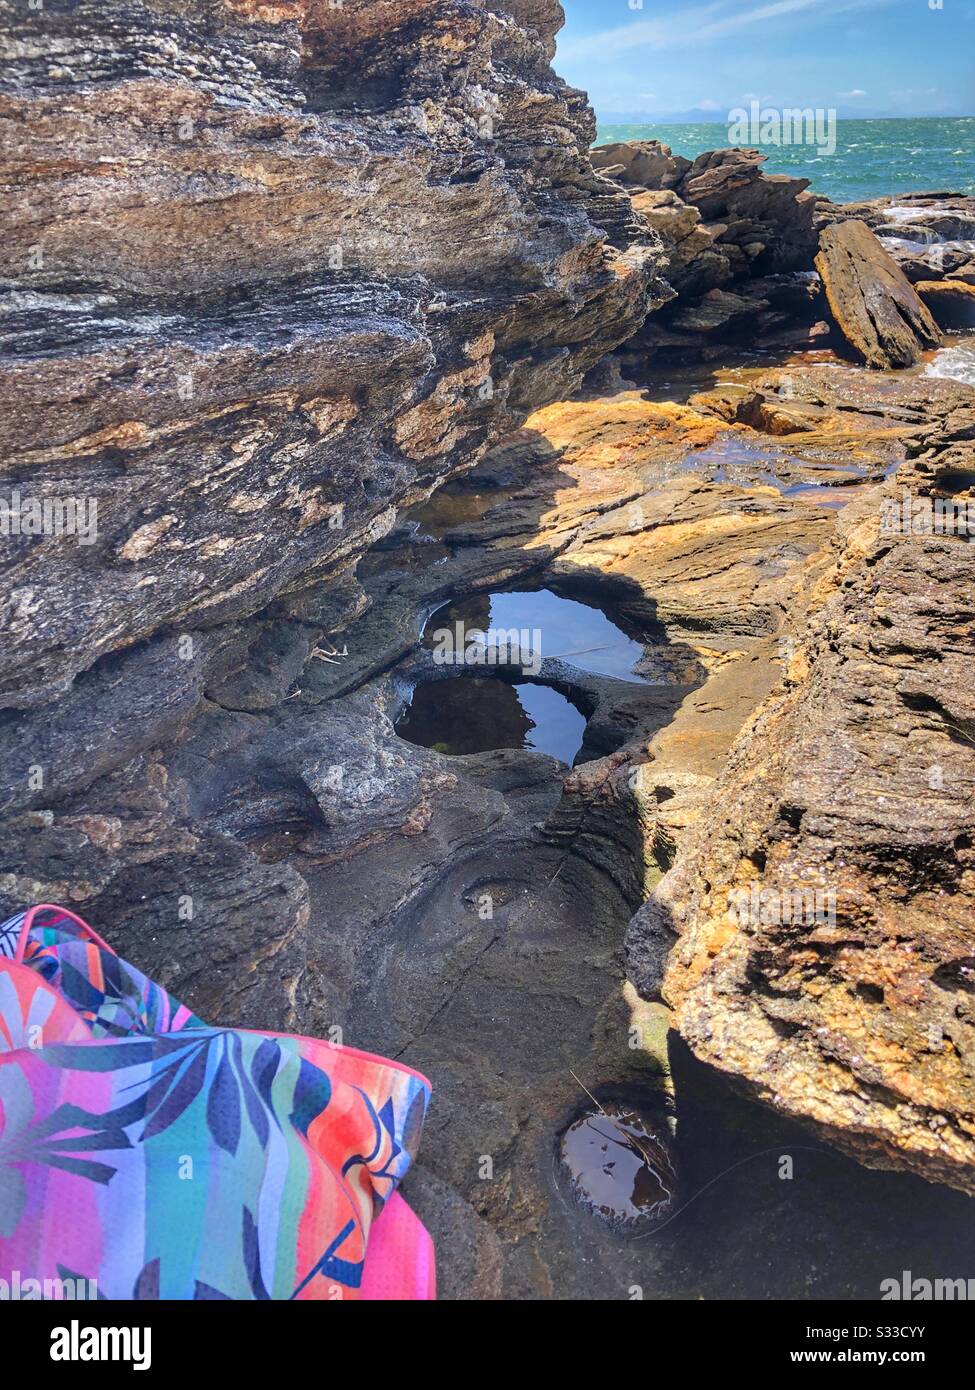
[784,482,864,509]
[423,588,650,683]
[559,1101,678,1231]
[395,676,587,763]
[407,484,519,540]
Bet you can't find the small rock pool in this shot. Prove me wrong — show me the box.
[422,587,650,683]
[395,676,588,763]
[395,587,652,764]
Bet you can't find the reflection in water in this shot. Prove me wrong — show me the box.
[783,484,863,510]
[559,1102,678,1230]
[408,485,517,540]
[395,677,587,764]
[424,589,650,684]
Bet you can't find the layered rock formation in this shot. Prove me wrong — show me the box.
[0,0,664,814]
[590,140,825,355]
[629,365,975,1195]
[815,220,942,367]
[820,192,975,308]
[0,0,667,713]
[0,2,677,1291]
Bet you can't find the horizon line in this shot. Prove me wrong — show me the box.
[596,111,975,123]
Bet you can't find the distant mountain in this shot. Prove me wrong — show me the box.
[596,109,974,126]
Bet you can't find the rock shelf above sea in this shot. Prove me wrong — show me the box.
[591,139,975,365]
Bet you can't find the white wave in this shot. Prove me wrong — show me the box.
[924,340,975,387]
[883,205,932,223]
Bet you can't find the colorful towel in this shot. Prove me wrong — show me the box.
[0,905,433,1300]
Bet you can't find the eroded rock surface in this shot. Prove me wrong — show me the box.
[0,0,667,709]
[590,140,823,356]
[815,220,943,367]
[635,366,975,1195]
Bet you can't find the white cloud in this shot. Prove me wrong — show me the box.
[838,88,868,97]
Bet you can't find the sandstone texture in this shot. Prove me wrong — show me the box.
[628,365,975,1195]
[815,220,943,367]
[916,279,975,330]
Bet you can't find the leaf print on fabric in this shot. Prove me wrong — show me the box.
[0,1097,133,1188]
[342,1086,399,1185]
[41,1036,188,1072]
[206,1046,241,1156]
[290,1219,362,1299]
[401,1088,427,1164]
[0,1168,27,1238]
[55,958,103,1016]
[242,1206,270,1301]
[231,1034,269,1149]
[0,913,23,960]
[194,1281,232,1300]
[1,904,433,1301]
[133,1258,160,1300]
[251,1037,282,1118]
[57,1264,105,1299]
[141,1043,209,1141]
[289,1056,331,1138]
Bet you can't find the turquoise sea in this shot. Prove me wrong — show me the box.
[595,117,975,204]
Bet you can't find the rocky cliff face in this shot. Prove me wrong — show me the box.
[0,0,672,1038]
[0,0,666,713]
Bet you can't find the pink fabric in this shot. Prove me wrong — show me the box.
[0,904,437,1300]
[361,1193,436,1301]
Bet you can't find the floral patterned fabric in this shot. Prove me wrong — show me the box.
[0,906,432,1299]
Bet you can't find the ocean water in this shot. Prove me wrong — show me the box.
[925,339,975,387]
[595,117,975,204]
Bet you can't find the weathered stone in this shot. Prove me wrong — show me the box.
[590,139,691,190]
[915,279,975,330]
[668,287,766,335]
[0,0,668,711]
[815,220,943,367]
[596,142,821,351]
[635,369,975,1196]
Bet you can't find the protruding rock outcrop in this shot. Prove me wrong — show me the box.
[629,365,975,1196]
[0,0,668,713]
[590,140,825,357]
[916,279,975,330]
[814,219,943,367]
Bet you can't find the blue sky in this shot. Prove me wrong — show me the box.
[555,0,975,118]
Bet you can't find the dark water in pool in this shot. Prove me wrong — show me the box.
[560,1101,678,1231]
[396,677,587,763]
[423,589,650,683]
